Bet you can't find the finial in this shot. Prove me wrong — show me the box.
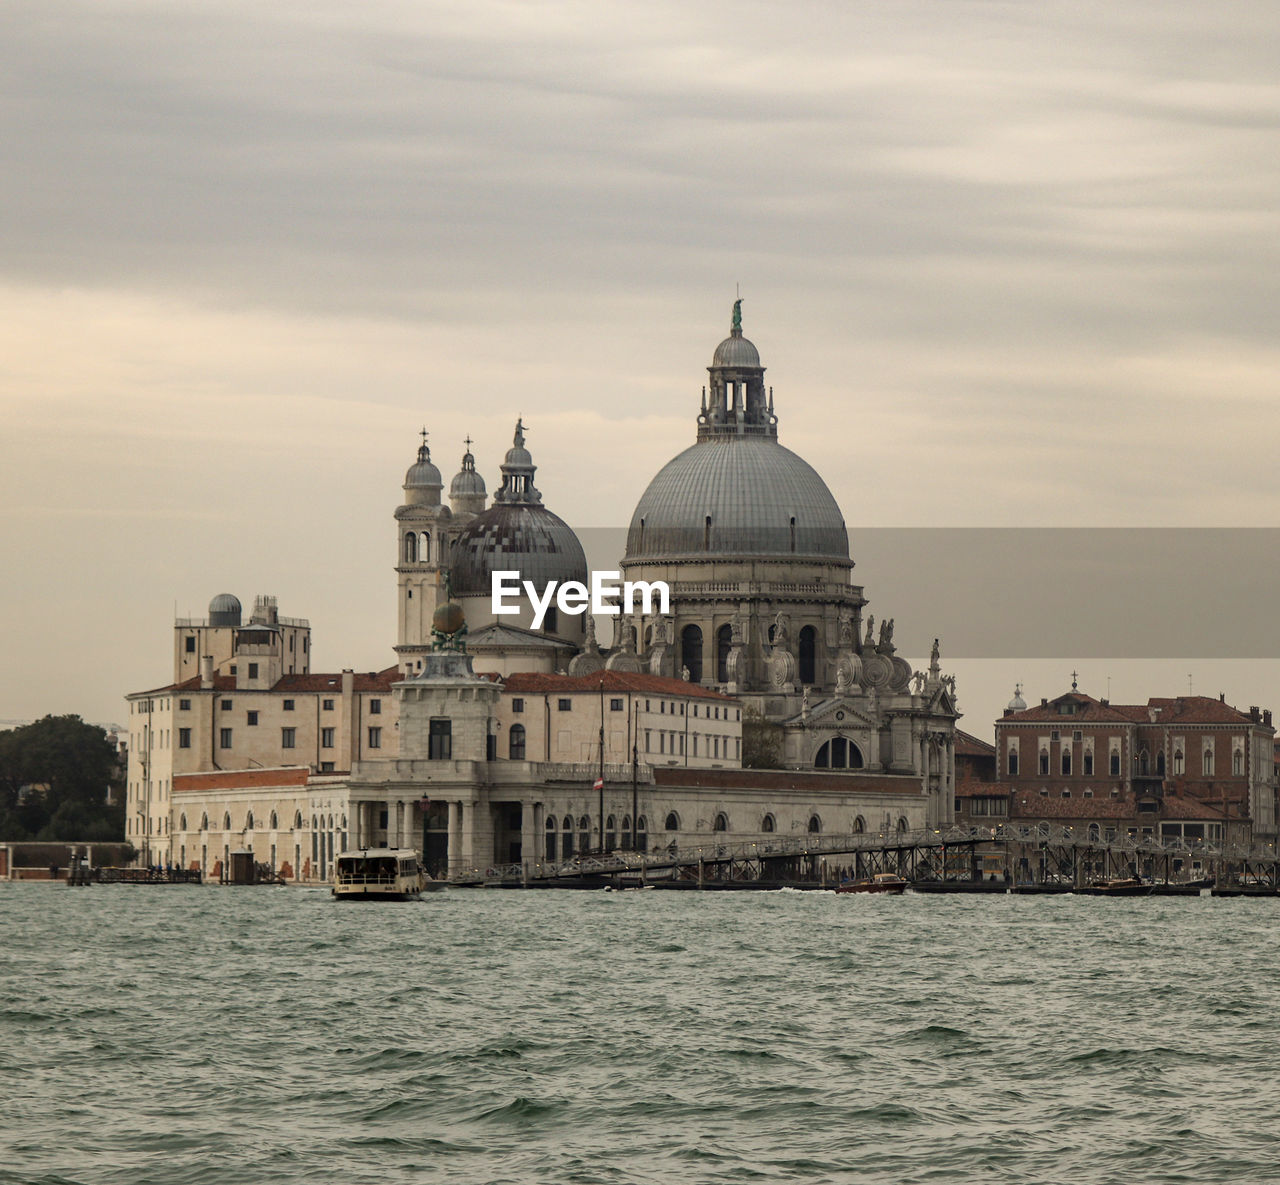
[731,297,743,334]
[513,418,525,448]
[463,434,473,454]
[1071,670,1078,691]
[417,426,430,461]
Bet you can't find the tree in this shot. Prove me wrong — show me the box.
[741,706,784,769]
[0,716,124,840]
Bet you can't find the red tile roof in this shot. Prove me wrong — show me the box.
[955,778,1006,799]
[1003,691,1266,728]
[1011,792,1134,820]
[954,730,996,757]
[145,666,400,696]
[504,670,736,700]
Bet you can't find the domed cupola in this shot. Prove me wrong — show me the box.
[449,436,487,518]
[623,302,850,564]
[209,592,242,627]
[1007,684,1028,712]
[450,420,588,599]
[403,430,443,507]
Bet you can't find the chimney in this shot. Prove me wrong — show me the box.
[1040,698,1048,707]
[1250,706,1261,723]
[1265,710,1273,728]
[200,655,214,689]
[1220,692,1226,703]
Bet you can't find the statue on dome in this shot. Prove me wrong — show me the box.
[513,418,526,447]
[732,298,742,332]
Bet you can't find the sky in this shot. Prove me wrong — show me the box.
[3,0,1280,735]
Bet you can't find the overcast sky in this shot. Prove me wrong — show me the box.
[4,0,1280,733]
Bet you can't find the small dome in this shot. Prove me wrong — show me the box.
[451,503,588,598]
[209,593,242,628]
[451,446,486,498]
[504,444,533,469]
[1008,685,1028,712]
[712,332,761,368]
[405,449,442,490]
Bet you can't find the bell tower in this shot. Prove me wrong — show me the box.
[394,430,454,677]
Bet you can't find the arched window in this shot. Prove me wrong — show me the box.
[664,811,680,831]
[605,815,617,850]
[1139,749,1150,775]
[1156,751,1165,776]
[269,811,278,829]
[716,624,733,683]
[293,810,303,829]
[179,813,187,831]
[1173,749,1185,775]
[545,817,557,860]
[1233,750,1243,777]
[897,817,909,834]
[854,816,865,834]
[562,815,574,858]
[713,812,728,832]
[622,814,632,849]
[798,625,816,685]
[636,815,647,850]
[1061,751,1071,776]
[404,532,417,563]
[1203,748,1214,776]
[1083,751,1093,776]
[761,813,775,833]
[509,724,526,760]
[200,812,208,830]
[814,737,863,770]
[1088,823,1100,842]
[1110,751,1121,776]
[1039,749,1050,775]
[419,531,430,563]
[578,815,590,853]
[681,625,703,684]
[223,812,231,831]
[1008,752,1019,776]
[807,814,821,834]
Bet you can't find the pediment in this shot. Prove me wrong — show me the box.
[785,697,878,731]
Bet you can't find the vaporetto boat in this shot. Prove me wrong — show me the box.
[332,848,433,900]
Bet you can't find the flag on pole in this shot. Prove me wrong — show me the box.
[592,777,604,791]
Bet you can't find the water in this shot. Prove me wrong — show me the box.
[3,884,1279,1185]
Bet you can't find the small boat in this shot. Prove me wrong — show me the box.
[1078,877,1153,897]
[836,872,908,895]
[332,848,427,900]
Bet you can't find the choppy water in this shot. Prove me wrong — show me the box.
[3,884,1280,1185]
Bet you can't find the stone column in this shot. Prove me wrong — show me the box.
[448,800,463,877]
[521,799,538,873]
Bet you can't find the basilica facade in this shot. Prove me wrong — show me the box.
[124,306,959,880]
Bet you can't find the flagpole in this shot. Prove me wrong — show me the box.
[598,675,606,852]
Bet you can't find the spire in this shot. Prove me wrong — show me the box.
[418,426,431,463]
[702,301,773,441]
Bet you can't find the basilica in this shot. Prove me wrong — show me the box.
[124,306,960,880]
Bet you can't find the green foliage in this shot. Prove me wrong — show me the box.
[741,706,784,770]
[0,716,124,841]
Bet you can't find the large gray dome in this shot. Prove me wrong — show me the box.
[625,435,850,562]
[712,333,761,368]
[209,592,242,627]
[452,503,588,596]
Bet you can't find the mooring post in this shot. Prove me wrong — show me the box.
[697,857,704,888]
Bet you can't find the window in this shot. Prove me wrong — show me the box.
[1039,751,1050,776]
[428,719,451,759]
[223,812,231,830]
[282,727,296,748]
[221,699,232,710]
[578,815,589,853]
[610,698,624,712]
[665,811,680,831]
[367,726,381,749]
[1233,750,1243,777]
[1061,751,1071,776]
[369,699,381,715]
[605,815,617,850]
[283,699,295,711]
[178,728,191,749]
[248,663,259,679]
[1110,752,1121,776]
[320,761,335,773]
[185,636,196,653]
[321,727,334,748]
[1008,752,1019,776]
[762,813,775,833]
[545,817,557,860]
[797,625,816,685]
[807,814,821,834]
[636,815,647,850]
[681,624,703,684]
[562,815,574,858]
[247,710,259,726]
[1203,748,1214,776]
[322,699,334,711]
[219,728,233,749]
[246,812,255,830]
[814,737,863,770]
[512,698,524,713]
[713,812,728,832]
[179,699,191,711]
[509,724,526,760]
[557,698,572,712]
[1083,752,1093,775]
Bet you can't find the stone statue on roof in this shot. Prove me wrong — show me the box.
[732,298,742,332]
[513,418,526,447]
